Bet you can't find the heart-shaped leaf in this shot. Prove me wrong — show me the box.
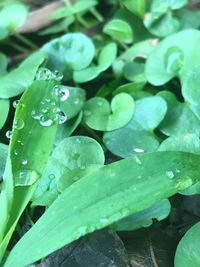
[42,33,95,79]
[83,93,134,131]
[104,96,167,157]
[103,19,134,44]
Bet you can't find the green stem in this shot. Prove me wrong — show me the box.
[90,7,104,22]
[25,209,34,226]
[14,33,38,50]
[6,40,28,53]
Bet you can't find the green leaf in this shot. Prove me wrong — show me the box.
[123,62,146,83]
[0,99,9,129]
[158,91,200,136]
[121,0,145,18]
[4,151,200,267]
[103,19,134,44]
[33,136,105,204]
[0,80,58,261]
[0,2,28,39]
[144,12,180,38]
[145,29,200,86]
[0,52,7,76]
[73,66,100,83]
[98,42,117,71]
[59,86,85,120]
[42,33,95,79]
[0,143,8,177]
[175,221,200,267]
[151,0,188,11]
[112,199,171,231]
[104,96,167,157]
[0,51,47,98]
[83,93,135,131]
[51,0,97,19]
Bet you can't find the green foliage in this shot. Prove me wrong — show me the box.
[1,1,200,266]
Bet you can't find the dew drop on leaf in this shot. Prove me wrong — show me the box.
[22,159,28,165]
[15,170,40,186]
[166,170,175,179]
[13,100,19,108]
[52,85,69,102]
[133,148,145,153]
[6,130,12,139]
[13,118,25,130]
[39,115,53,127]
[54,110,67,124]
[53,70,63,81]
[164,46,184,74]
[49,174,55,180]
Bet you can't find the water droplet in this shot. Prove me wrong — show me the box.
[41,107,49,114]
[74,98,79,105]
[164,47,184,74]
[166,170,175,179]
[45,98,51,103]
[39,115,53,127]
[52,85,69,102]
[100,217,108,224]
[15,170,39,186]
[14,149,18,155]
[134,155,142,165]
[13,100,19,108]
[49,174,55,180]
[13,118,24,130]
[36,67,53,80]
[84,110,91,116]
[22,159,28,165]
[6,130,12,139]
[97,100,103,106]
[31,110,41,120]
[54,110,67,124]
[53,70,63,81]
[134,148,144,153]
[80,165,86,170]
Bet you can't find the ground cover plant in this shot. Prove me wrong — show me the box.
[1,0,200,266]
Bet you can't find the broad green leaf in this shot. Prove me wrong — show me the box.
[83,93,135,131]
[33,136,105,203]
[158,91,200,136]
[145,29,200,86]
[0,51,47,98]
[42,33,95,79]
[0,2,28,39]
[0,99,9,129]
[121,0,145,18]
[0,80,58,261]
[159,133,200,195]
[104,96,166,157]
[103,19,134,44]
[112,199,171,231]
[0,143,8,177]
[175,221,200,267]
[4,151,200,267]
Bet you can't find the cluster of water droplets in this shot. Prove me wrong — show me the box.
[35,67,63,81]
[31,69,69,127]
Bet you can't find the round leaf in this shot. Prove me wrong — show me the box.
[83,93,135,131]
[175,222,200,267]
[42,33,95,77]
[103,19,134,44]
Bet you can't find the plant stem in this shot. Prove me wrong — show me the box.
[14,33,38,50]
